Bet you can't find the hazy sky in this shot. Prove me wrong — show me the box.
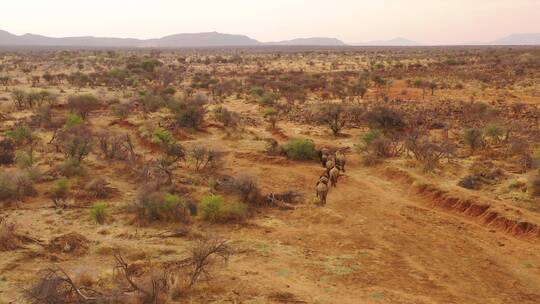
[3,0,539,44]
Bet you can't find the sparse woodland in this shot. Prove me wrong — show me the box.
[1,46,540,303]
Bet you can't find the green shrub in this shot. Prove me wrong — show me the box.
[263,108,278,129]
[356,129,396,162]
[222,202,248,221]
[200,194,248,222]
[52,178,71,201]
[65,112,84,127]
[131,190,188,222]
[484,124,505,142]
[139,94,165,113]
[63,135,92,164]
[175,105,205,129]
[258,92,277,105]
[90,202,107,224]
[200,194,223,222]
[151,128,173,146]
[161,193,186,219]
[250,86,265,97]
[280,139,317,160]
[361,129,383,146]
[463,128,484,151]
[6,124,34,145]
[14,150,34,169]
[57,159,86,177]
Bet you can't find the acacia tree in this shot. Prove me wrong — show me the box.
[0,76,10,89]
[263,108,279,129]
[313,103,348,136]
[350,80,368,101]
[67,94,100,119]
[11,89,27,109]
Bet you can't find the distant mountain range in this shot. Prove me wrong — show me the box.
[0,30,344,47]
[351,37,420,46]
[490,33,540,45]
[265,37,345,46]
[1,30,539,47]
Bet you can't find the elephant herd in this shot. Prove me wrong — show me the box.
[315,148,346,205]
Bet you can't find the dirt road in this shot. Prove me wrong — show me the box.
[219,152,540,303]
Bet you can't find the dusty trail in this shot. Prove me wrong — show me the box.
[223,143,540,303]
[330,166,540,303]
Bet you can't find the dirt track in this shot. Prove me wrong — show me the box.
[215,150,540,303]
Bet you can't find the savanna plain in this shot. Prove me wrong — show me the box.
[1,46,540,303]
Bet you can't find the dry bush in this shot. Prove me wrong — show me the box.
[27,253,167,304]
[85,178,112,199]
[506,137,533,171]
[265,190,303,209]
[26,239,233,303]
[48,233,90,255]
[111,102,132,120]
[221,173,263,205]
[405,133,446,172]
[213,106,240,128]
[530,174,540,197]
[0,217,24,251]
[52,125,93,164]
[264,138,280,155]
[173,96,207,129]
[112,253,168,303]
[458,161,504,190]
[50,177,70,206]
[31,105,52,128]
[96,132,131,161]
[190,146,223,171]
[0,170,37,203]
[358,129,401,160]
[463,102,498,126]
[27,268,88,304]
[0,138,15,165]
[469,161,504,181]
[187,238,232,287]
[458,175,483,190]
